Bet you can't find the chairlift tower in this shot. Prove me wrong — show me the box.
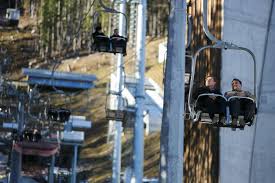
[159,0,186,182]
[129,0,139,48]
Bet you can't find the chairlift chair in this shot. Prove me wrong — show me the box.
[93,35,111,52]
[13,129,60,157]
[48,107,71,123]
[188,45,257,129]
[105,91,126,122]
[6,8,20,26]
[187,0,257,129]
[91,0,128,56]
[105,87,136,124]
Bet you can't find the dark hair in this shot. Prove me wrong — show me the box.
[232,78,242,85]
[95,26,102,31]
[206,76,217,82]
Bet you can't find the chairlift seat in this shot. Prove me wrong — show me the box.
[94,35,111,52]
[194,94,256,128]
[110,36,127,55]
[48,108,71,122]
[227,96,257,125]
[6,8,20,26]
[22,130,42,142]
[106,109,125,121]
[13,140,59,157]
[194,93,227,113]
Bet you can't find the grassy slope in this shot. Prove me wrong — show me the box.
[55,38,166,182]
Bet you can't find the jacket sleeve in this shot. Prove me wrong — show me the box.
[245,91,255,99]
[193,87,205,99]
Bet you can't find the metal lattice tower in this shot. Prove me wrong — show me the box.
[129,0,139,48]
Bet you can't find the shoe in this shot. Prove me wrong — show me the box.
[231,118,237,127]
[219,116,226,125]
[244,117,254,123]
[211,114,219,124]
[239,118,246,127]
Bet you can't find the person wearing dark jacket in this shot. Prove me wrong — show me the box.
[194,76,226,123]
[110,28,127,55]
[224,78,256,127]
[92,26,106,39]
[92,26,108,51]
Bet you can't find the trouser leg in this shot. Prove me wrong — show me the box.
[229,99,241,119]
[243,100,256,122]
[216,98,226,117]
[205,98,216,119]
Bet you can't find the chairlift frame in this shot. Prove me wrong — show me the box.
[187,0,257,128]
[91,0,128,55]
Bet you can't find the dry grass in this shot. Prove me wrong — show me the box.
[53,38,166,182]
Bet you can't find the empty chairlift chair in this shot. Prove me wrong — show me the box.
[6,8,20,26]
[48,107,71,123]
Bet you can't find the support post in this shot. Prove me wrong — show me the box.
[159,1,186,183]
[10,96,24,183]
[49,155,56,183]
[71,145,78,183]
[133,0,147,182]
[111,0,126,183]
[112,122,123,183]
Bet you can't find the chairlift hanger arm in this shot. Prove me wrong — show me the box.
[202,0,219,43]
[186,15,193,49]
[187,45,213,117]
[212,41,257,99]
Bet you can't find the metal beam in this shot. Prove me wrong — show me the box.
[159,1,186,182]
[133,0,147,182]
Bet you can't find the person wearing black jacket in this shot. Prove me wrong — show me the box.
[92,26,108,51]
[194,76,226,123]
[92,26,106,39]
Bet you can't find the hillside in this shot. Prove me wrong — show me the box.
[54,38,166,182]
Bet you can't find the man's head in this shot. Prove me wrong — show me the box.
[95,26,102,32]
[205,76,217,89]
[113,28,119,35]
[231,78,242,91]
